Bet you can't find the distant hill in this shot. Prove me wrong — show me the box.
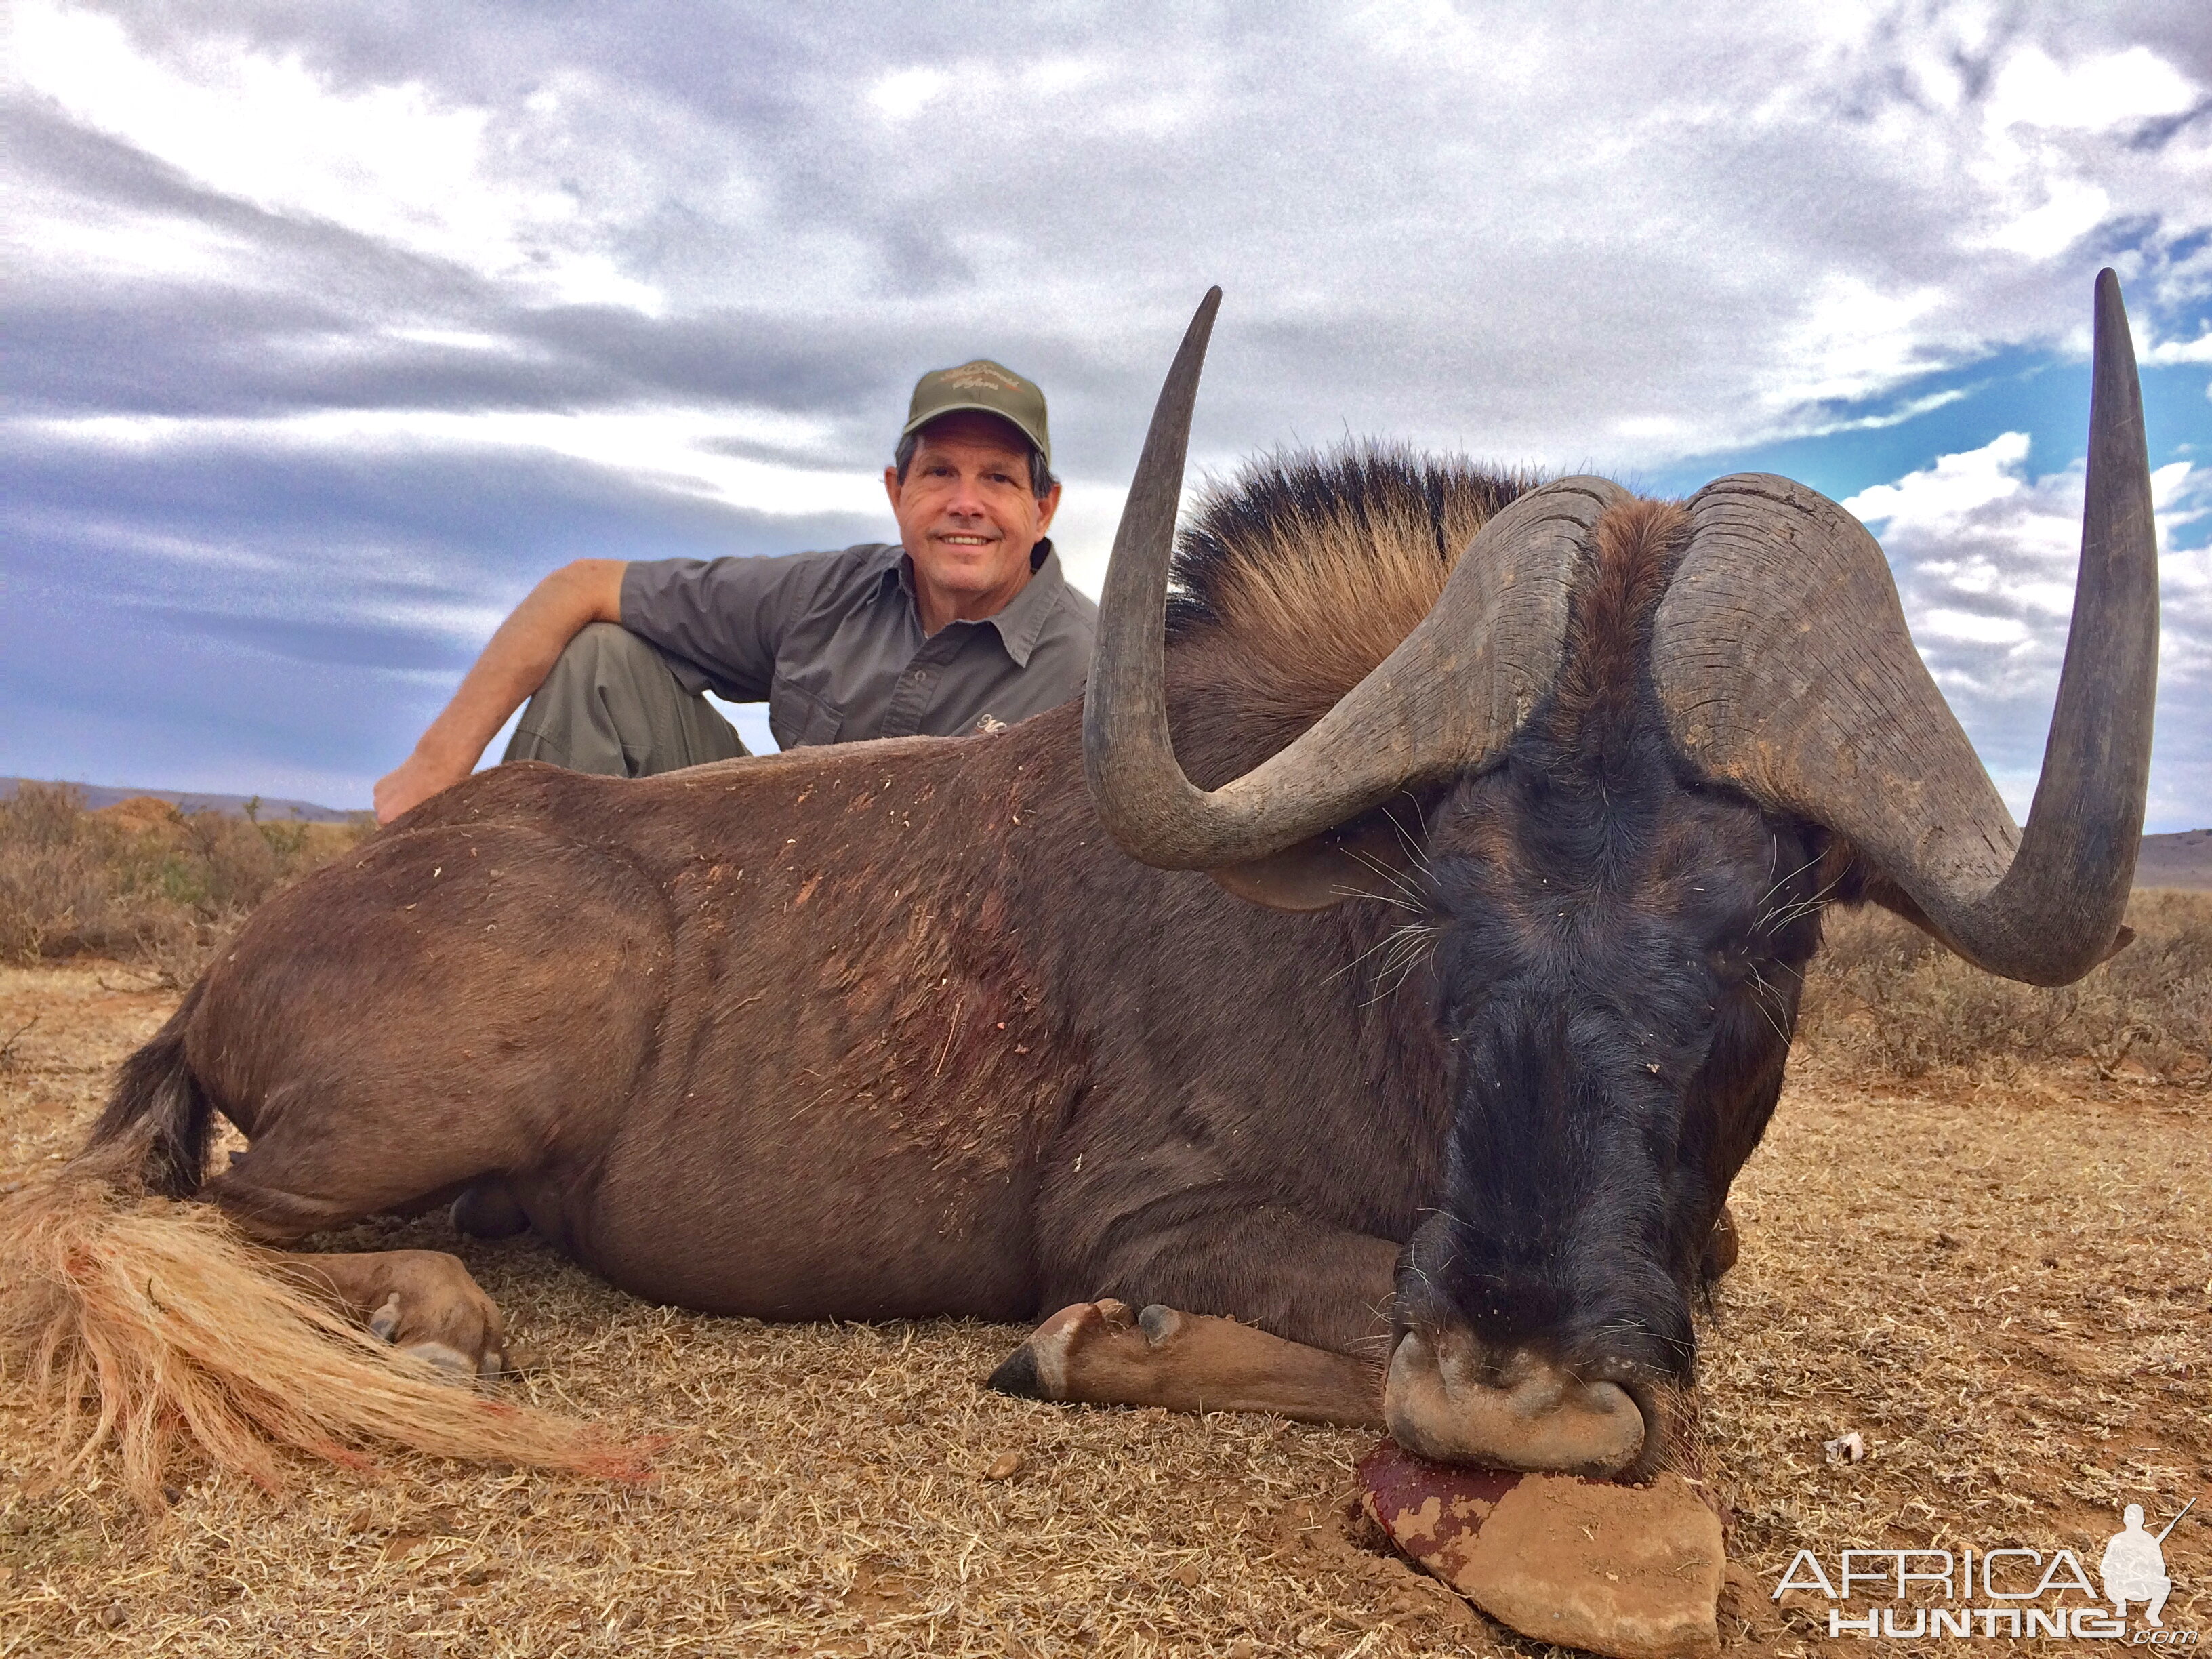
[2137,828,2212,892]
[1,777,365,824]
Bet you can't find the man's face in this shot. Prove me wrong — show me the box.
[884,413,1061,607]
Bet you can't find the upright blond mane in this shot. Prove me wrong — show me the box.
[1162,445,1537,784]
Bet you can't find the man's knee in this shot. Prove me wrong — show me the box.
[508,620,741,776]
[547,621,664,684]
[508,623,678,773]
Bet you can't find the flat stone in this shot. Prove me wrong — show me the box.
[1359,1443,1722,1659]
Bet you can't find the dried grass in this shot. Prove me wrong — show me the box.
[1,962,2204,1658]
[1797,889,2211,1088]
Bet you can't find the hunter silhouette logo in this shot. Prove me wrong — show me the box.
[1772,1495,2199,1641]
[2103,1498,2190,1629]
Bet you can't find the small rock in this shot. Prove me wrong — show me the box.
[100,1603,127,1629]
[1822,1431,1866,1465]
[1360,1443,1721,1659]
[982,1451,1023,1481]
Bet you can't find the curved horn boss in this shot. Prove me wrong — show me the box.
[1084,288,1632,899]
[1090,274,2159,966]
[1652,269,2158,985]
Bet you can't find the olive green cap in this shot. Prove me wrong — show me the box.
[901,359,1050,468]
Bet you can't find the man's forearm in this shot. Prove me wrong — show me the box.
[375,559,626,821]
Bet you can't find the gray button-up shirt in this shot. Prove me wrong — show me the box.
[620,540,1096,749]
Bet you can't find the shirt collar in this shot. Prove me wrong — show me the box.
[882,537,1069,668]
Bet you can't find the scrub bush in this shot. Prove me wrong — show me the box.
[1797,889,2211,1087]
[0,784,373,983]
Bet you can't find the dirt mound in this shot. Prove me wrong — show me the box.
[92,796,187,839]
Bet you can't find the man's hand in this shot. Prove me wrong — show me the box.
[374,748,472,825]
[373,559,626,825]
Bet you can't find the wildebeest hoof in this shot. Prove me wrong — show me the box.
[450,1180,531,1240]
[1701,1204,1740,1283]
[987,1299,1211,1404]
[368,1292,403,1342]
[988,1299,1138,1401]
[1138,1304,1184,1347]
[315,1250,511,1382]
[401,1340,483,1380]
[987,1299,1379,1423]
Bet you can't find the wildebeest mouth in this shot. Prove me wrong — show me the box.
[1381,1331,1654,1480]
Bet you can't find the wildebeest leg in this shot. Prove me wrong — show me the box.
[200,1105,530,1379]
[991,1298,1385,1426]
[277,1250,510,1379]
[991,1213,1398,1425]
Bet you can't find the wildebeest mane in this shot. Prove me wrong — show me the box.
[1161,445,1537,787]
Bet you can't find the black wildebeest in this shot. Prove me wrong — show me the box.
[3,274,2156,1499]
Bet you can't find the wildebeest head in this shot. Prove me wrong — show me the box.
[1084,279,2159,1477]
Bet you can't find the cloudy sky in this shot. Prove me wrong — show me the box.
[5,1,2208,829]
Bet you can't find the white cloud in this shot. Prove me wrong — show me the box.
[2146,331,2212,367]
[9,3,2209,465]
[1984,45,2200,135]
[866,68,952,121]
[1980,178,2112,260]
[1920,608,2032,647]
[8,0,663,310]
[1851,438,2212,827]
[1843,432,2032,531]
[16,404,880,518]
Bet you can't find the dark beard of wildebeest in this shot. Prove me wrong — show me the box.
[41,273,2154,1496]
[1388,502,1821,1473]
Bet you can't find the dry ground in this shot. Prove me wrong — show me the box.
[0,962,2205,1659]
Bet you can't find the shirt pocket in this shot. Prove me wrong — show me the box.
[769,672,846,749]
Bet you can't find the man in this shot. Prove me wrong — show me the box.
[373,360,1095,823]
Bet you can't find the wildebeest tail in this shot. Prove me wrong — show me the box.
[0,993,653,1507]
[83,985,215,1197]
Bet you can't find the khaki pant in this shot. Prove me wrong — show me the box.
[503,623,750,777]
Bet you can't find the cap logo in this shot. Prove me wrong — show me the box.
[941,363,1021,392]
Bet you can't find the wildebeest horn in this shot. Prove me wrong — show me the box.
[1652,268,2159,985]
[1086,289,1621,869]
